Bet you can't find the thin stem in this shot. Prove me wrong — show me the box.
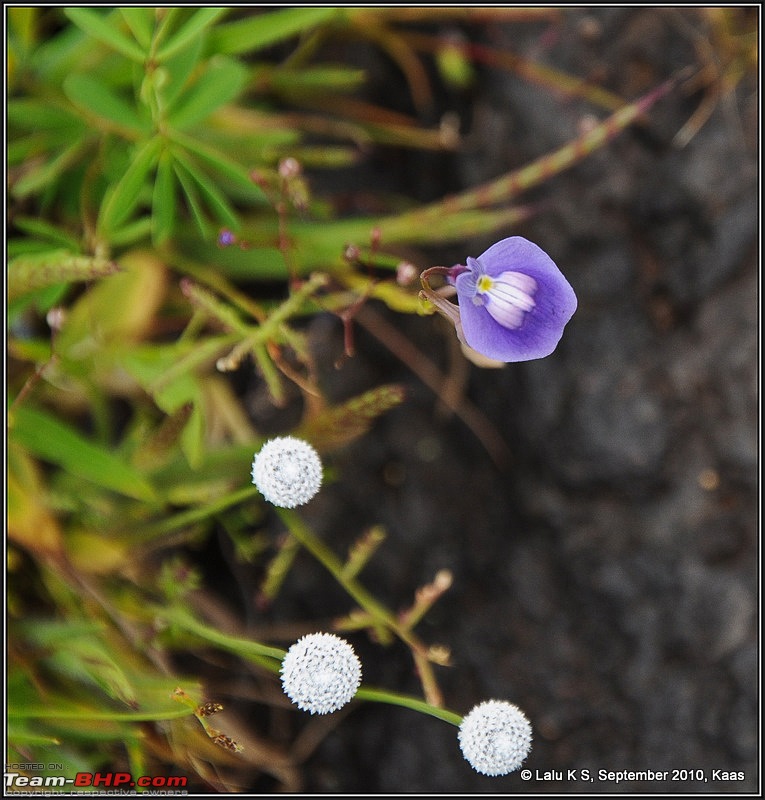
[276,508,445,706]
[137,485,260,541]
[155,605,286,668]
[10,707,193,722]
[356,686,463,727]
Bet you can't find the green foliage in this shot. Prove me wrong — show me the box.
[6,6,713,789]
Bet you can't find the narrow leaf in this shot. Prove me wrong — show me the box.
[63,73,149,137]
[157,31,204,110]
[256,64,366,94]
[11,217,80,250]
[156,8,229,62]
[11,140,90,199]
[98,136,162,236]
[7,98,85,134]
[172,160,208,236]
[47,644,136,707]
[167,56,248,130]
[152,149,177,244]
[209,7,340,55]
[119,7,155,49]
[64,8,146,62]
[172,150,239,229]
[169,130,261,195]
[10,405,157,502]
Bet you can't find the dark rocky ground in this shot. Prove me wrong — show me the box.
[203,8,758,793]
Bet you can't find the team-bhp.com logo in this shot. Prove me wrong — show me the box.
[5,771,188,790]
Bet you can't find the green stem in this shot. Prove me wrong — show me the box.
[356,686,463,727]
[137,485,260,541]
[277,509,395,627]
[9,707,193,722]
[276,508,445,705]
[155,605,286,668]
[259,272,328,335]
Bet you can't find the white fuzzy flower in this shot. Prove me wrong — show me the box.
[280,632,362,714]
[458,700,532,776]
[251,436,322,508]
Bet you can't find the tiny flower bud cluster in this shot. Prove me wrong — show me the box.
[281,633,362,715]
[251,436,322,508]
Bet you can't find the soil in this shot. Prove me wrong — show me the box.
[197,8,759,793]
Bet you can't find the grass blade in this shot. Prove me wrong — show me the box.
[10,405,157,502]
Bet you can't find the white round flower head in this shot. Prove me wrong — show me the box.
[458,700,532,776]
[280,632,362,714]
[251,436,322,508]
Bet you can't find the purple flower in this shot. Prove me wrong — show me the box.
[217,228,236,247]
[454,237,577,362]
[421,237,577,363]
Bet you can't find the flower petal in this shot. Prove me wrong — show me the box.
[480,271,537,330]
[455,237,577,362]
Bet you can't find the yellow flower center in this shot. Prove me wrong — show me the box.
[477,275,494,293]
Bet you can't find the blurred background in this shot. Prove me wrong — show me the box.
[7,7,758,794]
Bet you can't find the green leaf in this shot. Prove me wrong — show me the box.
[121,346,208,469]
[156,32,204,110]
[209,7,341,55]
[265,65,367,94]
[7,99,85,134]
[169,130,261,196]
[46,642,137,707]
[172,150,239,230]
[10,405,157,502]
[64,8,146,62]
[178,237,287,281]
[11,217,80,250]
[172,160,208,236]
[119,7,155,49]
[108,216,153,248]
[156,7,229,62]
[98,136,162,236]
[11,139,90,199]
[7,284,69,324]
[152,149,177,245]
[63,73,149,137]
[167,56,248,130]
